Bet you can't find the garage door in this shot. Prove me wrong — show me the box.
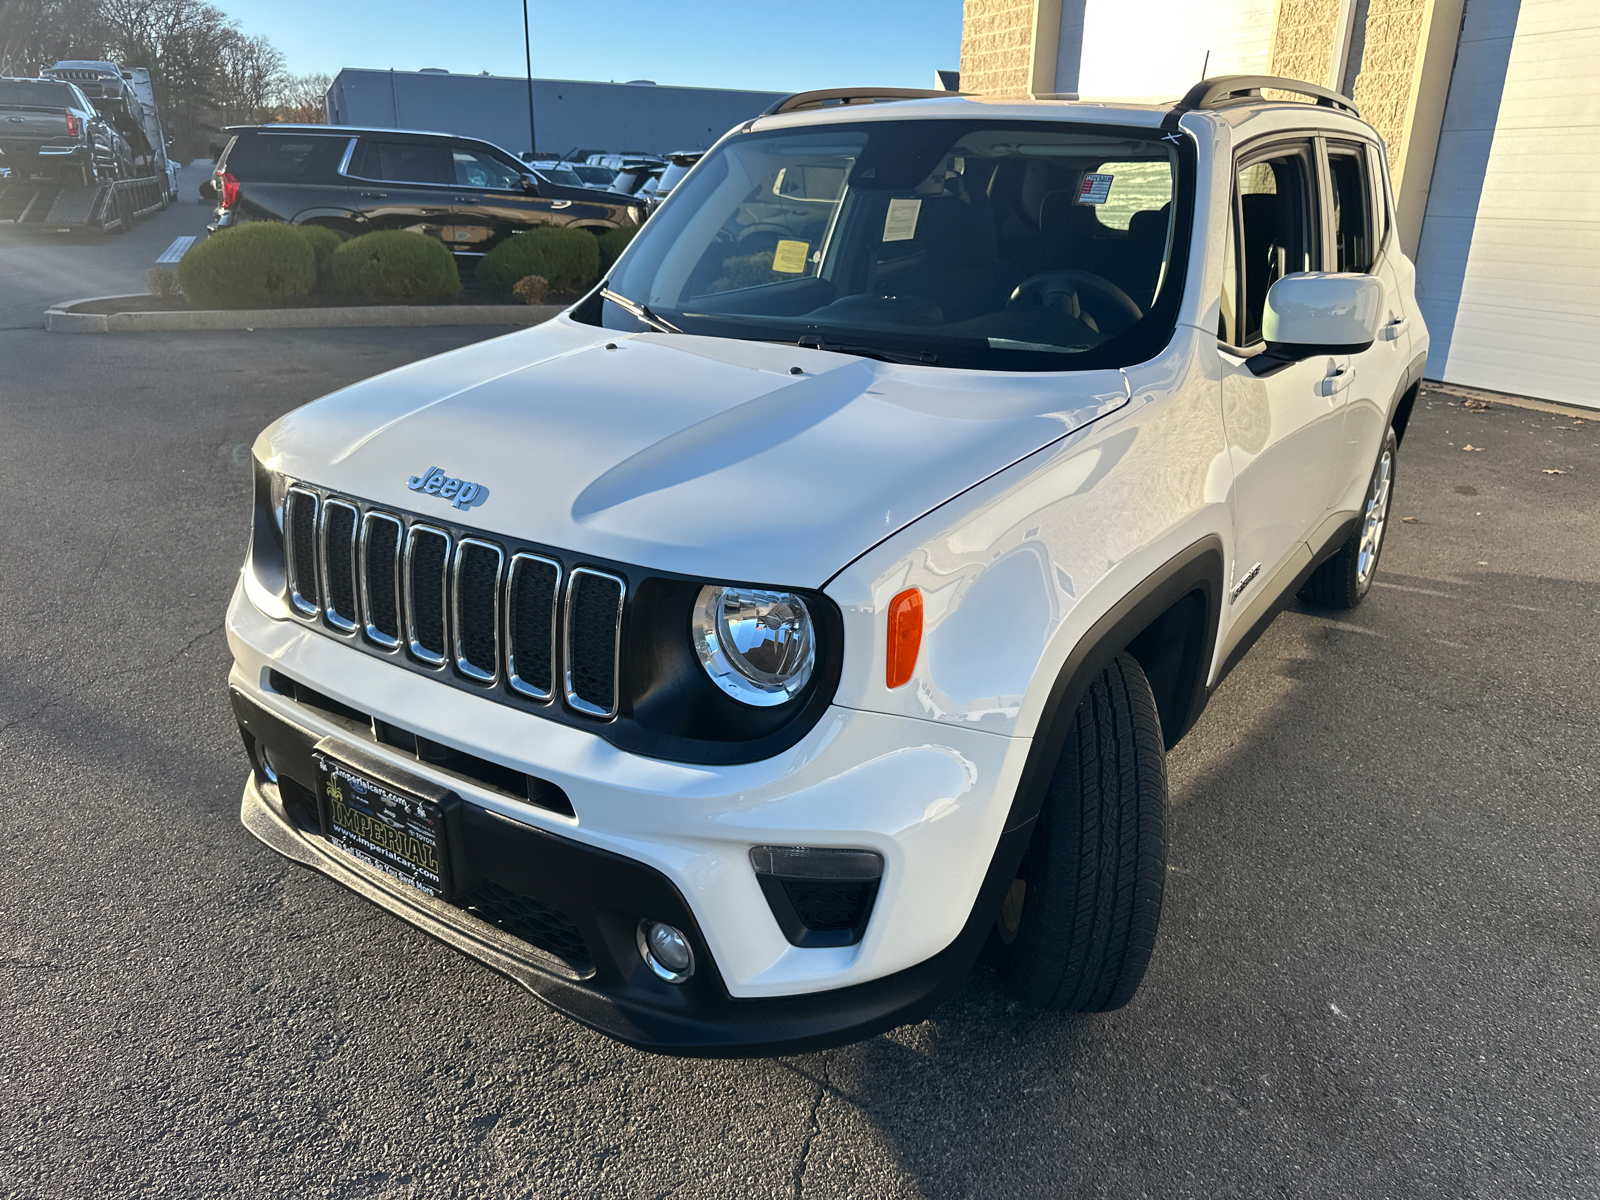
[1413,0,1600,410]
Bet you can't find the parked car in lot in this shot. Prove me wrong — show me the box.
[0,76,124,181]
[211,125,644,259]
[568,163,618,189]
[230,77,1425,1055]
[636,151,702,203]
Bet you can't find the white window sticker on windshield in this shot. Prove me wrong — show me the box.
[1077,173,1114,205]
[772,239,810,273]
[883,197,922,242]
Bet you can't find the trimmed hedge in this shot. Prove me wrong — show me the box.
[291,223,345,293]
[476,226,600,295]
[596,223,642,272]
[176,222,315,309]
[329,230,461,304]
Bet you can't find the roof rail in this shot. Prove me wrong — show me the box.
[1168,75,1361,121]
[761,87,959,117]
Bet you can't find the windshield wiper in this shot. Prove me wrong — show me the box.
[796,335,937,366]
[600,288,683,335]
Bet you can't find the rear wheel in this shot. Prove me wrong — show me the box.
[1301,426,1397,609]
[991,653,1169,1011]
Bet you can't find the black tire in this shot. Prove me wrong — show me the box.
[1301,425,1398,609]
[991,652,1168,1011]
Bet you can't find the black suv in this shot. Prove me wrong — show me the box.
[212,125,643,260]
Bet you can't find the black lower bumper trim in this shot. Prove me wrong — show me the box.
[232,686,1023,1057]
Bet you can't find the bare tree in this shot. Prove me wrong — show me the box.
[273,71,330,124]
[0,0,110,75]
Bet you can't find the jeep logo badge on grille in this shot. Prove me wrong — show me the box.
[407,466,487,510]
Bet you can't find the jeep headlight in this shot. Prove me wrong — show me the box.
[691,585,816,707]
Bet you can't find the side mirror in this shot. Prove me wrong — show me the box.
[1257,272,1383,367]
[199,178,216,200]
[521,176,540,196]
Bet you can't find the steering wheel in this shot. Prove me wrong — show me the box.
[1007,270,1143,333]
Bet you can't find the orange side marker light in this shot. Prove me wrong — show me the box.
[886,588,923,689]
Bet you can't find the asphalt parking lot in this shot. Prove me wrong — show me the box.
[1,316,1596,1199]
[0,160,214,329]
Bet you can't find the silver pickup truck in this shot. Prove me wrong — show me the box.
[0,77,124,182]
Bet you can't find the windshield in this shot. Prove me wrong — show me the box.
[597,119,1189,371]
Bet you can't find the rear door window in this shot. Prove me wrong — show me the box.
[1326,143,1374,272]
[223,134,350,182]
[352,139,454,185]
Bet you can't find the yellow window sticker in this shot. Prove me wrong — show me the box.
[772,239,810,274]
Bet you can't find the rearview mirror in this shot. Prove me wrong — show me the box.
[1261,272,1382,358]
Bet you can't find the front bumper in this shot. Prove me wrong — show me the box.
[227,579,1034,1053]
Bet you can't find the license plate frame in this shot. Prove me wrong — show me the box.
[314,747,456,899]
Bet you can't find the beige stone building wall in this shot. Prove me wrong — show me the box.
[1266,0,1345,88]
[960,0,1040,97]
[1350,0,1431,168]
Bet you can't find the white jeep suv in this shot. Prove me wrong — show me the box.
[228,76,1427,1055]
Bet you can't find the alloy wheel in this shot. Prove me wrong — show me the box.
[1357,449,1393,585]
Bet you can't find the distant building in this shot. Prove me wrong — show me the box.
[324,68,786,158]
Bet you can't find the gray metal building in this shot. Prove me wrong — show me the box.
[324,69,786,157]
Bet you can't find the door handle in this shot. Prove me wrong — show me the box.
[550,199,572,209]
[357,191,387,199]
[1380,315,1408,342]
[1317,366,1352,397]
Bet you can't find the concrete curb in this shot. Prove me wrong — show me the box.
[45,294,563,333]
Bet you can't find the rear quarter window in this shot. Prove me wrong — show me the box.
[223,134,350,182]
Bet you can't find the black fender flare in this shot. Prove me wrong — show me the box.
[880,535,1226,1027]
[1388,350,1429,441]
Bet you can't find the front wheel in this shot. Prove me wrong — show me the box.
[991,652,1169,1011]
[1301,426,1398,609]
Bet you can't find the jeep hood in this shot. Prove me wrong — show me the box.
[258,317,1130,586]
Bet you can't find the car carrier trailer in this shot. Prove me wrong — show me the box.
[0,171,168,233]
[2,61,177,233]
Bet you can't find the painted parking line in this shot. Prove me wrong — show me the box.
[156,236,195,264]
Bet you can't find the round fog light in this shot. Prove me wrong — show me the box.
[257,744,279,784]
[636,920,694,984]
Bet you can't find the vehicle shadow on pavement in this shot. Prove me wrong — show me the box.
[765,567,1599,1200]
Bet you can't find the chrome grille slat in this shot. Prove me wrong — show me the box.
[360,512,403,649]
[405,525,451,668]
[284,487,320,617]
[453,538,504,684]
[319,499,360,633]
[564,568,625,719]
[505,553,561,701]
[282,488,629,723]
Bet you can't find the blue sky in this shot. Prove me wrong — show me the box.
[223,0,964,93]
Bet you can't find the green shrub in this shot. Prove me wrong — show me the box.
[329,231,461,305]
[291,223,346,293]
[476,226,600,295]
[596,223,642,272]
[176,222,316,309]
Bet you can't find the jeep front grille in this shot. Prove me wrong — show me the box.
[285,487,626,722]
[320,500,360,632]
[285,487,320,616]
[565,569,624,718]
